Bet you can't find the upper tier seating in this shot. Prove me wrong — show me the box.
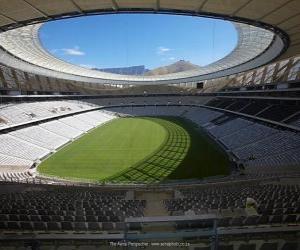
[39,121,83,139]
[59,116,94,131]
[258,105,300,122]
[206,98,300,127]
[106,105,188,117]
[239,102,269,115]
[226,100,249,111]
[0,101,95,128]
[184,107,223,126]
[286,113,300,127]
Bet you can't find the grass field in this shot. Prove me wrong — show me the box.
[38,117,230,183]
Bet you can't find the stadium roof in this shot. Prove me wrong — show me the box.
[0,0,298,85]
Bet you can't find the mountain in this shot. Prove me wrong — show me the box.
[94,65,149,75]
[145,60,200,76]
[93,60,200,76]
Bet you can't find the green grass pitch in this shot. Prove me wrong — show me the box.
[38,117,230,183]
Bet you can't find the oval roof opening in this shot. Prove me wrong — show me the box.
[40,14,238,77]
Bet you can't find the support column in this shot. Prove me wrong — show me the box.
[271,62,280,83]
[11,69,20,91]
[35,74,43,91]
[282,58,298,82]
[260,65,269,85]
[24,72,32,91]
[0,67,7,88]
[251,70,257,85]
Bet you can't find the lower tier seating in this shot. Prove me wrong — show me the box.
[106,105,300,174]
[0,110,116,181]
[1,103,299,182]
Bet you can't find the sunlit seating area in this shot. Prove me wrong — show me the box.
[0,106,116,182]
[108,105,300,174]
[0,101,96,128]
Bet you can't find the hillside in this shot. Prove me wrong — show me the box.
[93,60,200,76]
[145,60,200,76]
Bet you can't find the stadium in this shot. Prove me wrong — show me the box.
[0,0,299,249]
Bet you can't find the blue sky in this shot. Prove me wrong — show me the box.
[40,14,237,70]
